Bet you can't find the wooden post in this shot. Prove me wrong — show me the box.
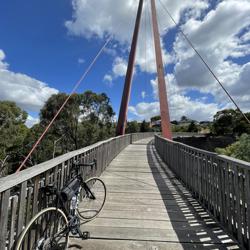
[151,0,172,140]
[116,0,144,136]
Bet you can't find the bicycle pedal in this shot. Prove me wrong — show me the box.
[71,229,78,235]
[81,231,90,240]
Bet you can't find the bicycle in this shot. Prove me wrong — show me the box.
[15,159,107,250]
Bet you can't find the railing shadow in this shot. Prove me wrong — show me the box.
[147,140,239,249]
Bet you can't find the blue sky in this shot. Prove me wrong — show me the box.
[0,0,249,126]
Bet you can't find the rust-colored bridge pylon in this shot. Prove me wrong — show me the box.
[116,0,172,140]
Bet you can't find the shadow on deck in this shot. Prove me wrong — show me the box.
[147,140,239,249]
[70,138,239,249]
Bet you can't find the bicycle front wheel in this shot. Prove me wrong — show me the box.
[77,177,106,221]
[15,207,69,250]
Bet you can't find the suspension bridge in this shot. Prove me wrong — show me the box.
[0,0,250,249]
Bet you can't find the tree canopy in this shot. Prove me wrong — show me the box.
[140,120,151,132]
[0,91,115,176]
[212,109,250,135]
[216,133,250,162]
[0,101,28,176]
[1,98,249,177]
[37,91,115,160]
[126,121,140,134]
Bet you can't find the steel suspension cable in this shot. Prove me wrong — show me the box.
[143,0,151,87]
[158,0,250,124]
[145,1,147,83]
[146,0,153,74]
[16,36,112,172]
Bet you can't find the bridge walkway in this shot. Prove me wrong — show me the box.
[71,138,239,249]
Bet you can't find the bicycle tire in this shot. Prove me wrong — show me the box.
[15,207,69,250]
[77,177,106,221]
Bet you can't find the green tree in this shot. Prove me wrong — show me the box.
[140,120,151,132]
[79,91,115,146]
[187,121,198,132]
[40,93,81,151]
[22,124,56,165]
[215,134,250,162]
[40,91,115,153]
[150,115,161,122]
[171,120,179,125]
[212,109,250,135]
[180,116,189,122]
[0,101,28,175]
[126,121,140,133]
[233,112,250,135]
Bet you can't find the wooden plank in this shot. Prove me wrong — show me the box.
[0,135,155,249]
[225,163,232,233]
[70,238,238,250]
[23,187,33,250]
[244,169,250,249]
[78,140,239,249]
[82,223,236,244]
[240,170,247,246]
[25,187,33,225]
[0,190,10,250]
[60,162,65,189]
[231,168,237,235]
[8,195,18,250]
[233,164,243,245]
[17,181,27,236]
[53,165,59,187]
[30,176,40,248]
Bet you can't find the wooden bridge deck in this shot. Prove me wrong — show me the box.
[71,138,239,249]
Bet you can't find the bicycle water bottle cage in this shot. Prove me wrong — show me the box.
[61,178,81,202]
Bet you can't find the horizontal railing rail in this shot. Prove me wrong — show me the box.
[155,134,250,249]
[0,132,154,249]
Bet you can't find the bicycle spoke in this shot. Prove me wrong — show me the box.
[77,178,106,220]
[16,208,68,250]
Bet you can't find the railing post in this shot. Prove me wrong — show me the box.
[154,134,250,249]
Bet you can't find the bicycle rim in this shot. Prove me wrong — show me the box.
[15,207,69,250]
[77,177,106,221]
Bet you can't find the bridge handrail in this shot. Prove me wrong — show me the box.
[155,134,250,248]
[0,135,121,193]
[0,132,155,249]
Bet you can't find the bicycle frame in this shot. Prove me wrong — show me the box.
[40,162,97,240]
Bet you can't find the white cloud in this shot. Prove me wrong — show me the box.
[66,0,208,42]
[0,49,58,112]
[129,95,220,122]
[169,94,219,121]
[78,58,85,64]
[103,56,128,86]
[242,31,250,43]
[173,0,250,110]
[182,0,250,54]
[0,50,8,69]
[25,115,40,128]
[112,57,127,77]
[66,0,209,73]
[141,91,146,99]
[150,74,182,100]
[0,50,5,61]
[66,0,250,115]
[128,102,160,121]
[103,74,113,86]
[130,74,220,121]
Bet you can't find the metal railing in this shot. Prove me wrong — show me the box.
[0,132,154,249]
[155,134,250,248]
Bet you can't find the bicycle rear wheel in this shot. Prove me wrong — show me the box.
[77,177,106,221]
[15,207,69,250]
